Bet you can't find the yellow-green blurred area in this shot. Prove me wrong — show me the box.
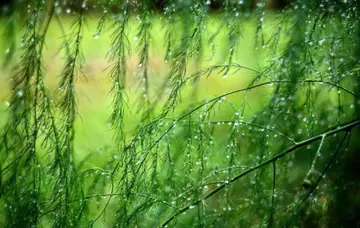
[0,15,275,161]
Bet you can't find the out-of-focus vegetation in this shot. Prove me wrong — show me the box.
[0,15,269,161]
[0,0,360,227]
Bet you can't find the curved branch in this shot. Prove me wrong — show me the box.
[207,120,297,145]
[160,118,360,227]
[131,79,359,184]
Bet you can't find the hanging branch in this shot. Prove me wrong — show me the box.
[136,0,152,117]
[0,0,46,226]
[161,0,208,116]
[53,2,87,226]
[107,0,130,149]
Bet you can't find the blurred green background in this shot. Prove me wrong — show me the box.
[0,14,272,164]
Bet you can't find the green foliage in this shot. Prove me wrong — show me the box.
[1,0,360,227]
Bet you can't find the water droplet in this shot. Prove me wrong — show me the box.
[133,36,139,41]
[17,90,23,97]
[66,8,71,14]
[318,38,326,45]
[93,34,99,39]
[138,63,143,68]
[189,205,195,209]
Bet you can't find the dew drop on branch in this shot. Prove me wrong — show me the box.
[318,38,326,45]
[17,90,23,97]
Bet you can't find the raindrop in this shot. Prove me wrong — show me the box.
[189,205,195,209]
[55,7,62,14]
[138,63,143,68]
[66,8,71,14]
[17,90,23,97]
[93,34,99,39]
[133,36,139,41]
[318,38,326,45]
